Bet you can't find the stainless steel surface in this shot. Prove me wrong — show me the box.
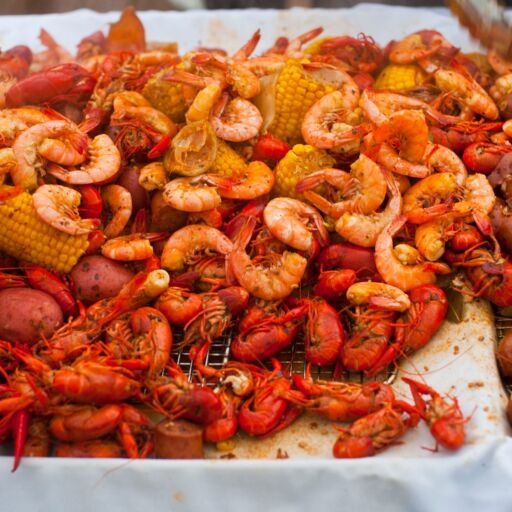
[447,0,512,59]
[171,328,397,385]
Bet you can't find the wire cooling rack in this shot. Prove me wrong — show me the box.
[171,328,397,385]
[494,315,512,396]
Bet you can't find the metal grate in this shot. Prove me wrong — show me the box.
[494,314,512,396]
[171,328,397,385]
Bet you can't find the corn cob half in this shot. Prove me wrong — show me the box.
[209,139,248,177]
[374,64,427,91]
[273,144,335,199]
[142,64,191,123]
[269,59,339,145]
[0,189,88,273]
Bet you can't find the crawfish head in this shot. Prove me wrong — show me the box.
[6,63,96,108]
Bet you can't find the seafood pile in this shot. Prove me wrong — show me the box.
[5,7,512,468]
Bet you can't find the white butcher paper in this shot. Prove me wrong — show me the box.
[0,4,511,511]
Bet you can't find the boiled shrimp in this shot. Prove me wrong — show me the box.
[394,243,421,265]
[263,197,329,251]
[162,176,222,212]
[11,120,85,190]
[335,172,402,248]
[296,154,386,217]
[423,143,467,186]
[161,224,234,271]
[47,134,121,185]
[0,107,50,147]
[209,95,262,142]
[209,161,274,200]
[102,184,133,238]
[360,89,445,126]
[302,75,364,149]
[434,69,499,120]
[32,184,99,235]
[101,233,160,261]
[112,91,177,138]
[415,213,463,262]
[375,216,450,292]
[389,32,444,65]
[227,220,307,301]
[164,70,224,123]
[402,173,458,224]
[371,109,429,164]
[139,162,167,191]
[454,173,496,216]
[346,282,411,312]
[367,109,431,178]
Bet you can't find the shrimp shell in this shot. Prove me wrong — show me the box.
[263,197,328,251]
[161,224,234,271]
[47,134,121,185]
[32,184,98,235]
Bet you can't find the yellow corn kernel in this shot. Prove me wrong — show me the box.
[374,64,427,92]
[304,37,333,55]
[142,64,190,123]
[273,144,335,199]
[210,139,247,177]
[0,189,88,274]
[269,59,338,145]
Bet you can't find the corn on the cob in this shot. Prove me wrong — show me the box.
[304,37,333,55]
[273,143,335,199]
[209,140,248,177]
[269,59,338,144]
[0,190,88,273]
[142,65,190,123]
[374,64,427,91]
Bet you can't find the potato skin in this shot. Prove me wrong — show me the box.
[117,165,148,212]
[0,288,64,344]
[70,255,134,304]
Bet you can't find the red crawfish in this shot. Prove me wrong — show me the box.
[318,33,384,73]
[146,362,222,426]
[301,297,345,366]
[230,301,308,362]
[104,306,173,378]
[430,121,502,154]
[0,45,32,79]
[332,401,419,458]
[287,366,395,422]
[179,286,249,351]
[316,242,381,282]
[23,264,78,318]
[13,347,141,404]
[5,63,96,109]
[312,268,357,302]
[237,360,301,437]
[366,284,448,378]
[402,378,466,451]
[55,439,123,458]
[462,142,512,174]
[37,269,169,365]
[190,342,255,442]
[49,403,154,458]
[454,245,512,307]
[155,286,203,326]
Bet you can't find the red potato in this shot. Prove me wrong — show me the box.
[0,288,63,344]
[70,255,135,303]
[117,165,149,212]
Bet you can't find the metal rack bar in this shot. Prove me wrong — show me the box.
[170,328,397,385]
